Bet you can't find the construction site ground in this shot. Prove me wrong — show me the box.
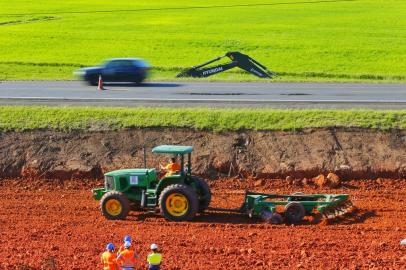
[0,178,405,270]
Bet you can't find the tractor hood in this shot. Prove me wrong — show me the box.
[105,168,155,176]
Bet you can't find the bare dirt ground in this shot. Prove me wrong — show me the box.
[0,178,405,270]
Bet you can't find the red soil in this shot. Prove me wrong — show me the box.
[0,178,405,270]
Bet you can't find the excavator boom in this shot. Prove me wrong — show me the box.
[177,52,276,78]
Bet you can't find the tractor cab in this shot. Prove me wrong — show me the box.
[92,145,211,222]
[152,145,193,179]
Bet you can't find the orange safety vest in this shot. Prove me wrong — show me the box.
[117,244,134,255]
[165,162,181,176]
[117,249,137,268]
[101,251,118,270]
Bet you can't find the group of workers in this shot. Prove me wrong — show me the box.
[101,236,162,270]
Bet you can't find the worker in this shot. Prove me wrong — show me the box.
[160,157,181,177]
[101,243,118,270]
[116,241,137,270]
[147,244,162,270]
[117,235,134,255]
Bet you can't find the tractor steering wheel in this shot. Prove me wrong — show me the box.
[158,171,166,179]
[158,163,167,178]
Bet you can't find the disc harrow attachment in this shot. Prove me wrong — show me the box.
[209,191,353,224]
[231,191,354,224]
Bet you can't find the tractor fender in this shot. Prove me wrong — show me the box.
[92,187,107,200]
[191,176,211,212]
[155,176,185,198]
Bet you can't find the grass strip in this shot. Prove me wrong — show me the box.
[1,106,406,131]
[0,0,405,82]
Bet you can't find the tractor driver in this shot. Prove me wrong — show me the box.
[160,157,181,177]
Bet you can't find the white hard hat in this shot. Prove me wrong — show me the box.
[401,239,406,246]
[150,243,158,250]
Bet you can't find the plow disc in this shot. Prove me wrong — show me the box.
[318,198,355,220]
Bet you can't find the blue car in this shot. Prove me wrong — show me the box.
[74,58,150,85]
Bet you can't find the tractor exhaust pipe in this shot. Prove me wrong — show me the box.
[143,146,147,168]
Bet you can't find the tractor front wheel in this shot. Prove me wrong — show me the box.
[100,191,130,220]
[159,184,198,221]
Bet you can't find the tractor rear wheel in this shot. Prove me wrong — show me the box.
[159,184,198,221]
[284,202,305,224]
[100,191,130,220]
[194,177,211,212]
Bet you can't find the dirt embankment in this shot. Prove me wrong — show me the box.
[1,127,406,179]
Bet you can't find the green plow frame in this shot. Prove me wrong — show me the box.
[239,191,353,223]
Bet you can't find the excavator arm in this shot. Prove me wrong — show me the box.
[177,52,276,78]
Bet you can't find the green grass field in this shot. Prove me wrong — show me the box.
[0,0,405,82]
[1,106,405,131]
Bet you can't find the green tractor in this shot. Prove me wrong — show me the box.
[92,145,211,221]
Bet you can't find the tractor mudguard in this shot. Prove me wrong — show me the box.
[92,188,107,200]
[155,176,186,198]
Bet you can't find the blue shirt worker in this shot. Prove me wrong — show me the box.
[147,243,162,270]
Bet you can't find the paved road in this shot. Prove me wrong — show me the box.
[0,81,405,108]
